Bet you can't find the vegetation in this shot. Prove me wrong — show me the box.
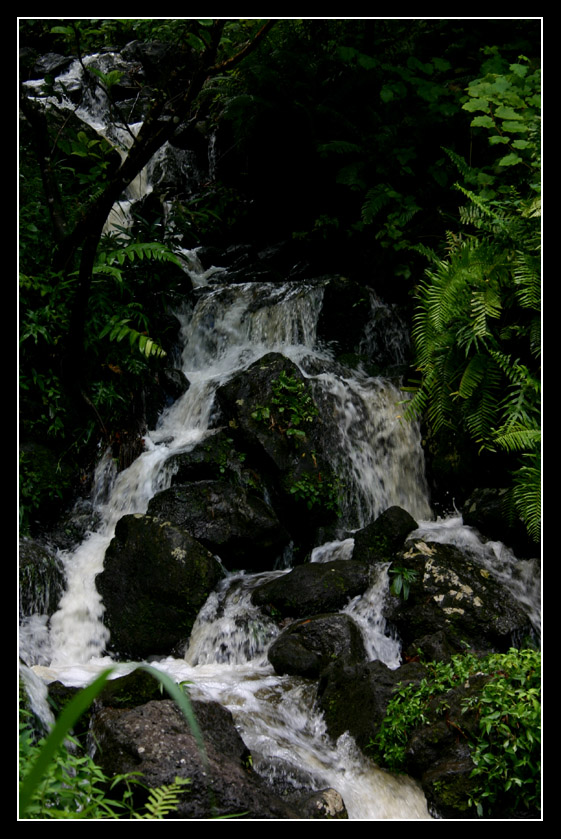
[404,54,541,542]
[19,665,204,819]
[19,19,540,540]
[369,648,541,818]
[19,20,540,539]
[251,370,319,439]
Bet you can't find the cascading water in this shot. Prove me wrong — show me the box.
[21,54,539,819]
[23,259,435,818]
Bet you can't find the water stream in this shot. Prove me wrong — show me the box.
[21,56,540,819]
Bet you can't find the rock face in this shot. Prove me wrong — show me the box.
[91,697,344,819]
[147,481,290,571]
[350,505,419,564]
[384,539,533,657]
[251,560,371,618]
[317,659,426,753]
[96,514,224,659]
[268,613,367,678]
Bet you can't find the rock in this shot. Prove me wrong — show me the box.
[147,481,290,571]
[91,698,323,819]
[252,560,371,618]
[298,788,348,819]
[350,505,419,564]
[19,538,65,618]
[268,613,367,678]
[317,659,426,752]
[214,352,339,543]
[384,539,534,656]
[96,514,224,659]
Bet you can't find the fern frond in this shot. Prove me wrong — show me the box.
[361,184,393,223]
[100,316,167,358]
[493,424,541,454]
[137,777,191,820]
[511,455,541,543]
[97,241,183,269]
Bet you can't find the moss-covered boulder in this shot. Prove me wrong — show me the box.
[96,514,224,659]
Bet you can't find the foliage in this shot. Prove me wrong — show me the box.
[388,564,418,600]
[289,468,341,514]
[19,665,205,819]
[369,648,541,817]
[404,55,541,542]
[251,371,319,439]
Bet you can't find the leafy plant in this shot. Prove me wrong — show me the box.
[251,371,319,439]
[19,665,205,819]
[404,55,541,543]
[139,777,192,820]
[369,648,541,817]
[289,468,341,513]
[388,565,418,600]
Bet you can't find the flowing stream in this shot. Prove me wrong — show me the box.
[21,56,540,819]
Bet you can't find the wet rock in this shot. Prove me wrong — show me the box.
[147,480,290,571]
[19,538,65,618]
[384,539,534,656]
[96,514,224,659]
[91,698,318,819]
[252,559,371,618]
[268,613,367,678]
[298,788,348,819]
[350,505,419,564]
[317,659,426,752]
[214,352,339,543]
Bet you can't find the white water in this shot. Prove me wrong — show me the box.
[23,262,436,818]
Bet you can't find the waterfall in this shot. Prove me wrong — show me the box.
[23,260,434,818]
[20,53,538,820]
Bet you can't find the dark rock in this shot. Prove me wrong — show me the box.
[298,788,348,819]
[252,560,371,619]
[268,613,367,678]
[214,352,339,542]
[317,659,426,752]
[384,539,534,657]
[402,673,493,819]
[19,538,65,618]
[316,277,372,356]
[91,698,315,819]
[351,506,419,564]
[164,429,255,488]
[147,481,290,571]
[96,514,224,659]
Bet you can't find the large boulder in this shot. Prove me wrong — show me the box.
[384,539,534,656]
[316,658,426,752]
[214,353,340,542]
[147,481,290,571]
[96,514,224,659]
[251,560,371,618]
[268,613,367,678]
[90,698,343,819]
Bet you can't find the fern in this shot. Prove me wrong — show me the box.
[137,777,191,820]
[97,240,183,269]
[100,316,167,359]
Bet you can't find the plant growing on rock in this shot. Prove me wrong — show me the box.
[251,370,319,439]
[369,648,541,818]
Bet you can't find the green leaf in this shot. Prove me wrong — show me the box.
[498,152,522,167]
